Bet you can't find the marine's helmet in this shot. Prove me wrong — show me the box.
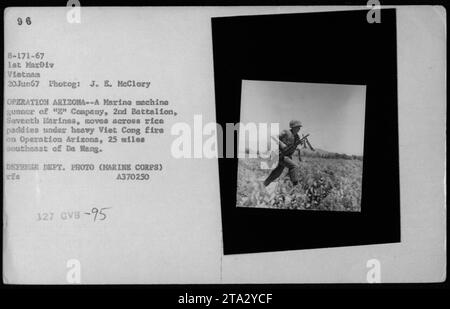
[289,120,302,128]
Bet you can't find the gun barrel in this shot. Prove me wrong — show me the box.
[280,134,311,156]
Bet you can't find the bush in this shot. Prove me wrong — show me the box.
[237,156,363,212]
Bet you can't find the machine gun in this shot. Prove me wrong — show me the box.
[302,134,315,151]
[279,133,314,157]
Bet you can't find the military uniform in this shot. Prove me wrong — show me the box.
[263,121,303,186]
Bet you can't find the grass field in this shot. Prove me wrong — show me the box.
[236,154,363,212]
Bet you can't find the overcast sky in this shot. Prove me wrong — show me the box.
[239,80,366,156]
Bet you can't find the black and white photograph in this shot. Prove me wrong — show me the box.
[237,80,366,212]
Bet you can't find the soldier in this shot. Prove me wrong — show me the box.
[263,120,304,187]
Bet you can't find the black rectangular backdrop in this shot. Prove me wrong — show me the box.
[212,9,400,255]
